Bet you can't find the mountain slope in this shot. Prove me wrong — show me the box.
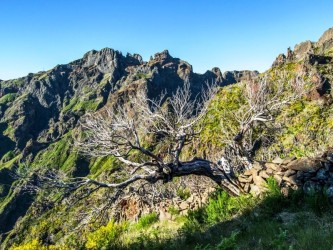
[0,48,257,247]
[1,26,333,249]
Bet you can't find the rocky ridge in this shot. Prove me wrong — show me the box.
[0,48,258,160]
[272,27,333,67]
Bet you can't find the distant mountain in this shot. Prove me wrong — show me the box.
[0,48,258,157]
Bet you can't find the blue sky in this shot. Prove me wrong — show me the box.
[0,0,333,80]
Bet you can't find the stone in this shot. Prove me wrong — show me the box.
[272,53,286,67]
[266,168,274,174]
[286,158,322,172]
[303,181,322,195]
[259,170,270,179]
[265,163,278,171]
[252,162,263,170]
[272,157,284,164]
[282,157,297,165]
[159,209,172,221]
[286,47,294,61]
[180,210,188,216]
[186,195,194,203]
[238,175,253,183]
[282,175,298,186]
[281,187,290,197]
[296,171,304,179]
[249,184,261,196]
[274,174,283,185]
[179,202,189,210]
[244,168,258,176]
[284,169,296,177]
[253,175,266,187]
[244,183,250,193]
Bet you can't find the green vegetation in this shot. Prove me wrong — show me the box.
[85,221,128,249]
[0,93,17,105]
[135,212,159,230]
[10,185,333,249]
[62,96,103,113]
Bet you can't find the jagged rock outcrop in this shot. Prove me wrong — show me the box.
[272,27,333,67]
[0,48,259,246]
[317,27,333,53]
[0,48,258,160]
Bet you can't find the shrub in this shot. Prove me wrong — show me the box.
[85,221,127,249]
[135,212,159,230]
[10,239,47,250]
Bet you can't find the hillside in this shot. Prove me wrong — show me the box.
[1,27,333,249]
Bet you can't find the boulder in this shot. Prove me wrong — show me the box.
[266,168,274,174]
[317,28,333,46]
[179,201,189,210]
[286,158,322,172]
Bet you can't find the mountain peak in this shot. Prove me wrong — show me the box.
[317,27,333,46]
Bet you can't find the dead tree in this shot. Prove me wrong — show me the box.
[74,81,241,195]
[220,71,308,171]
[66,71,308,198]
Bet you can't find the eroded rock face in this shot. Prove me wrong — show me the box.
[317,27,333,52]
[0,48,259,160]
[294,40,314,60]
[272,27,333,67]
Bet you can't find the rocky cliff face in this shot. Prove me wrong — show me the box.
[272,27,333,66]
[0,48,257,160]
[0,48,258,246]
